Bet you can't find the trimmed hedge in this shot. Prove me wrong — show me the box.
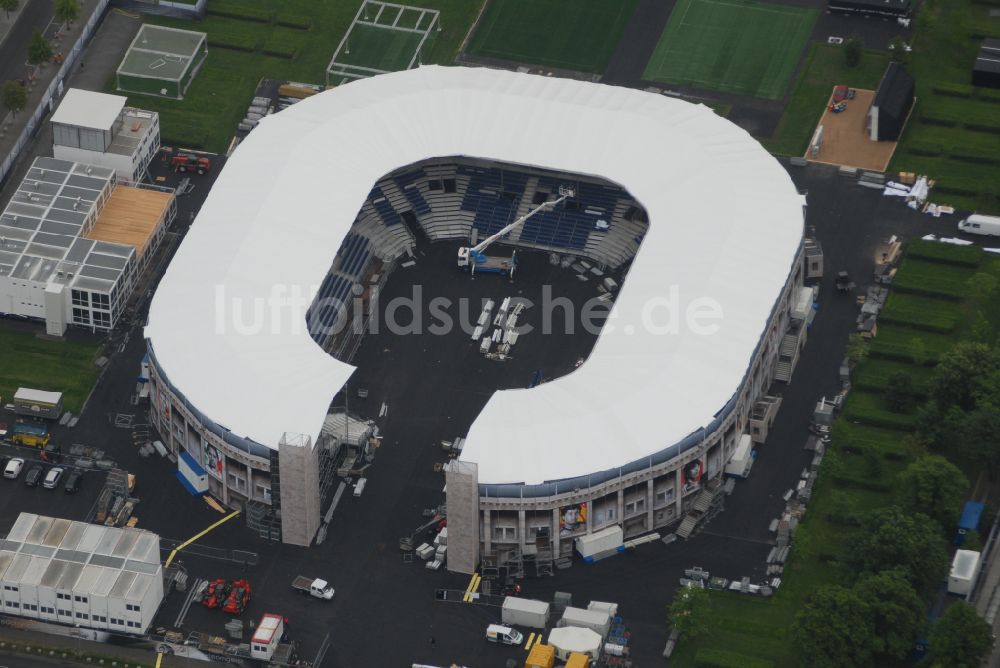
[951,146,1000,166]
[981,88,1000,104]
[906,239,983,267]
[262,36,298,60]
[207,34,258,53]
[933,82,974,98]
[206,3,271,23]
[695,648,775,668]
[831,473,894,493]
[276,13,312,30]
[909,141,943,157]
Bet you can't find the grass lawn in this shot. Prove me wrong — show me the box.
[465,0,637,73]
[126,0,484,153]
[888,0,1000,213]
[764,44,889,155]
[0,330,101,414]
[642,0,817,100]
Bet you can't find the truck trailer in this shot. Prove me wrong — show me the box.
[13,388,63,420]
[501,596,550,629]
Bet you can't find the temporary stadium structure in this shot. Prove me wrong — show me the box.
[145,66,807,554]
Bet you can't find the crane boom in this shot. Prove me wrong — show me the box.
[470,191,571,254]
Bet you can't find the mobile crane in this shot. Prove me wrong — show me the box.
[457,186,574,277]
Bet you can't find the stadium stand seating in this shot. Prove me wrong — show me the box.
[307,158,649,348]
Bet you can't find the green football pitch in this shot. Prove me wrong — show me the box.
[336,22,425,73]
[643,0,817,100]
[466,0,637,74]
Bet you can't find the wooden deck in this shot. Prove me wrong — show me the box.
[806,88,898,173]
[86,186,172,257]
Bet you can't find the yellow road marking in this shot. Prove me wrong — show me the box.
[155,653,163,668]
[524,632,536,648]
[462,573,482,602]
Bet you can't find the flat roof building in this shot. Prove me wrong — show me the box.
[52,88,161,184]
[0,513,164,634]
[0,157,174,334]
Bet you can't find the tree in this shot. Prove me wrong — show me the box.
[926,601,993,667]
[846,333,869,364]
[668,585,711,642]
[54,0,78,25]
[844,37,862,68]
[27,29,53,66]
[886,370,916,413]
[0,0,18,20]
[853,506,948,588]
[2,80,27,117]
[888,36,910,66]
[929,342,1000,412]
[856,570,926,663]
[961,406,1000,477]
[898,455,968,529]
[792,585,874,668]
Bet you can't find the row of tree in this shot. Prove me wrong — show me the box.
[0,0,80,25]
[2,0,83,118]
[792,340,1000,666]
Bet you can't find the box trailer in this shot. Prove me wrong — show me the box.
[502,596,550,629]
[575,525,624,562]
[558,606,611,639]
[177,450,208,495]
[725,434,755,479]
[525,642,556,668]
[948,550,980,596]
[956,501,985,545]
[958,214,1000,237]
[13,388,63,420]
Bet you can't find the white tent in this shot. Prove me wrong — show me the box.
[548,625,602,660]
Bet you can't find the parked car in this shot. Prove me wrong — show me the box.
[4,458,24,479]
[24,464,44,487]
[43,467,63,489]
[64,470,82,494]
[486,624,524,645]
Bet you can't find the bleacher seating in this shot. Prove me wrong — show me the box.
[307,273,354,346]
[394,169,432,216]
[335,232,370,279]
[458,166,529,239]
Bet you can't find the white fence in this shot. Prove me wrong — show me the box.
[0,0,112,187]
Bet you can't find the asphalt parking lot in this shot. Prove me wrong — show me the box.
[0,149,990,668]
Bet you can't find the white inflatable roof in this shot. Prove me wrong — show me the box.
[145,66,803,483]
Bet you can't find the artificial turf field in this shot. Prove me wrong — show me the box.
[643,0,817,100]
[330,22,426,82]
[466,0,638,74]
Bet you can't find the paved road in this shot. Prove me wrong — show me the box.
[0,0,53,87]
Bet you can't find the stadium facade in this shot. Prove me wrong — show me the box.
[145,66,808,559]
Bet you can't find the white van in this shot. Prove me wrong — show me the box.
[958,214,1000,237]
[486,624,524,646]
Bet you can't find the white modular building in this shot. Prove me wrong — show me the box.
[52,89,161,184]
[0,157,174,334]
[0,514,164,634]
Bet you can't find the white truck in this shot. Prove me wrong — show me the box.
[291,576,335,600]
[501,596,550,629]
[958,214,1000,237]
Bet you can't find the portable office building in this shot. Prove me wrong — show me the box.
[0,514,163,634]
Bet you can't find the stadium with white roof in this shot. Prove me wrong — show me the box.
[145,66,811,567]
